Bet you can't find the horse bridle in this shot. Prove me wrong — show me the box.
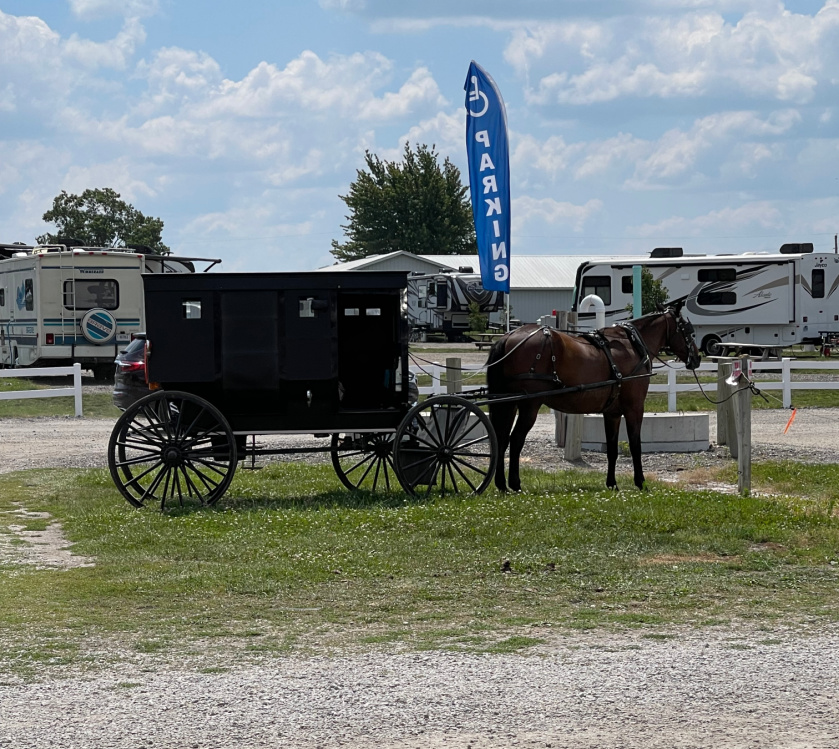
[664,306,698,362]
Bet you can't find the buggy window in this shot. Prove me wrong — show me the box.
[812,269,825,299]
[63,279,118,310]
[581,275,611,305]
[0,289,4,306]
[182,299,202,319]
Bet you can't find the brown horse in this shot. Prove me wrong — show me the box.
[486,301,701,492]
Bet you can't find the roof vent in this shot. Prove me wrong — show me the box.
[458,266,474,273]
[780,242,813,254]
[650,247,683,258]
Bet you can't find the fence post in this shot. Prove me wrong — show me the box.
[73,363,83,418]
[667,366,677,412]
[446,358,462,395]
[782,357,792,409]
[555,411,565,447]
[735,355,752,495]
[564,413,582,461]
[716,359,731,448]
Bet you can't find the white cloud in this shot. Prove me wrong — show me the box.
[64,17,146,70]
[513,196,603,232]
[69,0,159,20]
[514,4,839,106]
[630,202,784,238]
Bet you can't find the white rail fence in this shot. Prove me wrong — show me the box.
[0,363,83,417]
[411,358,839,410]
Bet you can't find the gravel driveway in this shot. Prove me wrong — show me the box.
[1,401,839,747]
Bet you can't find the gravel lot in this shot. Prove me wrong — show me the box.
[1,384,839,747]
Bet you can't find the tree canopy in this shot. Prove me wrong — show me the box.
[331,143,477,262]
[37,188,170,253]
[626,268,671,316]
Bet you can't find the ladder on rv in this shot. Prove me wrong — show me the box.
[57,248,77,355]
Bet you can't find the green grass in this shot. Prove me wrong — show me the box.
[1,460,838,675]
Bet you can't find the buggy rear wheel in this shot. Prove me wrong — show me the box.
[108,390,237,509]
[330,432,398,492]
[393,395,497,497]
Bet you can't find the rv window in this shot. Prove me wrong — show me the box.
[698,268,736,283]
[62,279,119,310]
[0,289,4,306]
[24,279,34,311]
[698,290,736,305]
[581,275,611,306]
[812,269,825,299]
[621,276,633,294]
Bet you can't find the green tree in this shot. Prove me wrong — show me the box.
[625,268,670,316]
[331,143,477,262]
[37,188,170,253]
[467,300,489,333]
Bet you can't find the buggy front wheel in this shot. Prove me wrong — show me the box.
[108,390,237,509]
[393,396,497,497]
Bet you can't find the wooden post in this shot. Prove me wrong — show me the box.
[564,413,583,461]
[446,357,462,394]
[555,411,566,447]
[736,355,752,496]
[556,310,568,332]
[716,359,730,447]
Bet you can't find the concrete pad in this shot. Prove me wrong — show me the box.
[580,412,710,453]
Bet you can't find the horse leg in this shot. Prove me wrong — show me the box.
[490,403,517,492]
[603,412,622,490]
[508,402,540,492]
[625,413,646,490]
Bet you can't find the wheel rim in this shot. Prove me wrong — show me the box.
[108,391,237,509]
[331,433,398,492]
[704,337,722,356]
[394,396,497,497]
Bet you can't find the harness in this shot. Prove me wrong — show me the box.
[509,321,655,410]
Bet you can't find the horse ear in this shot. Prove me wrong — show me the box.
[669,299,684,315]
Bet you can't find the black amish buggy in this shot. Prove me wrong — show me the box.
[107,271,498,508]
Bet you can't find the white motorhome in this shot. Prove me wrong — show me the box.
[0,243,219,378]
[406,268,505,341]
[572,244,839,355]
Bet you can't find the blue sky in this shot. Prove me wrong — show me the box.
[1,0,838,271]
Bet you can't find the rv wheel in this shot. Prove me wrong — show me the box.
[701,335,722,357]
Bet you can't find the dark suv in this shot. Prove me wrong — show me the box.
[113,334,148,410]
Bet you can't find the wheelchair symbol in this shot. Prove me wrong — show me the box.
[468,75,489,117]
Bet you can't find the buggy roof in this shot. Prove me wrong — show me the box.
[142,270,409,293]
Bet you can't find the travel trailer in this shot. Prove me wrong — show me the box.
[406,268,505,341]
[572,244,838,355]
[0,243,219,378]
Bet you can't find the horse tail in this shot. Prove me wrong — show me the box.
[485,336,508,396]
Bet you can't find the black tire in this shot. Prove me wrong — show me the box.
[702,335,722,357]
[393,395,497,497]
[108,390,237,509]
[330,432,399,492]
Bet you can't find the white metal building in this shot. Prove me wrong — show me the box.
[319,251,598,323]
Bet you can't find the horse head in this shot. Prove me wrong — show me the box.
[665,300,701,370]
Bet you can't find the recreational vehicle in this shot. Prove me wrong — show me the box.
[406,268,505,341]
[0,243,219,378]
[572,244,838,355]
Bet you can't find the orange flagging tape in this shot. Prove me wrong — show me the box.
[783,408,797,434]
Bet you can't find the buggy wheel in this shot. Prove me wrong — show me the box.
[330,432,398,492]
[108,390,237,509]
[393,395,497,497]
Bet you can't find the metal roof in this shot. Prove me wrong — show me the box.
[321,252,623,290]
